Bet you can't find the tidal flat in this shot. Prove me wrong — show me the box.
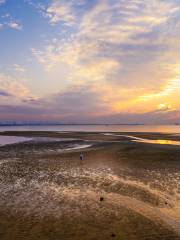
[0,131,179,240]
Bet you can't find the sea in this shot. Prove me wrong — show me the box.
[0,124,180,133]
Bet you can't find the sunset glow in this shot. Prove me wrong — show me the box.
[0,0,180,123]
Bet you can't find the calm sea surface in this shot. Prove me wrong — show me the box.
[0,124,180,133]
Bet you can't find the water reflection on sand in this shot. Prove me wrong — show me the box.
[136,139,180,146]
[102,133,180,146]
[0,135,32,146]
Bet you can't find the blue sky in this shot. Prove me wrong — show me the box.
[0,0,180,123]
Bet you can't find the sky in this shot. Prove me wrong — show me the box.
[0,0,180,124]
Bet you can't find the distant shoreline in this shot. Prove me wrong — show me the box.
[0,123,145,127]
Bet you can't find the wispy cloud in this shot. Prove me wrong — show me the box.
[0,3,22,30]
[46,1,75,25]
[0,10,23,31]
[45,0,85,25]
[32,0,180,116]
[1,0,180,122]
[0,0,6,5]
[0,74,37,104]
[7,22,22,30]
[13,64,26,73]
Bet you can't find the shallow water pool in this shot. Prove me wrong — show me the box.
[0,136,32,146]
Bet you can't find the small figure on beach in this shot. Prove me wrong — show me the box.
[80,152,84,161]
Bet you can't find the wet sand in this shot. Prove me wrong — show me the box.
[0,131,179,240]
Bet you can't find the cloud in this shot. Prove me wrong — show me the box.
[0,0,5,5]
[157,103,172,111]
[13,64,26,73]
[0,90,11,97]
[0,74,179,123]
[29,0,180,122]
[1,0,180,123]
[78,0,178,44]
[0,105,46,121]
[0,11,23,31]
[27,83,148,118]
[33,1,179,84]
[44,0,86,25]
[0,102,179,124]
[46,1,75,26]
[0,74,37,103]
[94,109,180,125]
[34,0,180,68]
[7,22,22,30]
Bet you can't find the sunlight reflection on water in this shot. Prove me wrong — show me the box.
[134,138,180,146]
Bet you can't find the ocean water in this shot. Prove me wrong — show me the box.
[0,124,180,133]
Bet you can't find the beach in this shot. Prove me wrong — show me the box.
[0,131,179,240]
